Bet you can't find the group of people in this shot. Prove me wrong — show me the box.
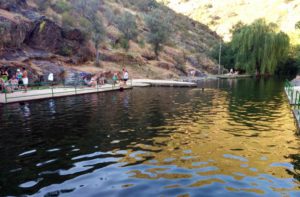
[113,68,129,87]
[229,68,239,75]
[0,67,28,93]
[0,66,130,94]
[84,68,129,88]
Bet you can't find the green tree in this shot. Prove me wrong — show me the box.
[116,11,138,41]
[89,15,106,67]
[210,42,235,70]
[295,21,300,30]
[145,10,170,58]
[231,19,290,75]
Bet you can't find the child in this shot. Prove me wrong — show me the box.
[112,73,118,87]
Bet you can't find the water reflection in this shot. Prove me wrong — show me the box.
[0,78,300,196]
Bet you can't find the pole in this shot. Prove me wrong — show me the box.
[51,86,54,97]
[4,90,7,103]
[218,39,222,75]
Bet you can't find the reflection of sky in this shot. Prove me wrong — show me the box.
[20,103,31,118]
[1,81,300,196]
[49,100,56,115]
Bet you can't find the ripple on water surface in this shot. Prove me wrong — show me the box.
[0,79,300,196]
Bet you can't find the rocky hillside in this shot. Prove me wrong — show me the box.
[160,0,300,43]
[0,0,220,83]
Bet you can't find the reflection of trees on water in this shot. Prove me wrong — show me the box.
[287,154,300,182]
[223,78,287,134]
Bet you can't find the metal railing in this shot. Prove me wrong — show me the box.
[285,79,300,124]
[1,79,133,104]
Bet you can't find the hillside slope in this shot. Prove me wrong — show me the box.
[0,0,220,83]
[160,0,300,43]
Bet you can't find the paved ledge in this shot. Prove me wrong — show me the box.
[0,84,132,104]
[217,74,253,79]
[0,79,197,104]
[132,79,197,87]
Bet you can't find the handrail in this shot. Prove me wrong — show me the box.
[1,79,133,103]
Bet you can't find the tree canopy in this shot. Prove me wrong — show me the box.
[145,10,170,58]
[231,19,290,75]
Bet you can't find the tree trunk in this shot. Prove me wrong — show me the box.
[95,47,100,67]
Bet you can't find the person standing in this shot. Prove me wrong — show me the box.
[16,69,23,89]
[122,68,129,86]
[112,73,118,87]
[48,72,54,86]
[22,67,28,93]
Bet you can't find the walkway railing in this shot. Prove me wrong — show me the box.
[1,79,133,104]
[285,79,294,101]
[285,79,300,124]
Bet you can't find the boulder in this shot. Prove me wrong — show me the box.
[25,19,94,62]
[25,19,64,53]
[101,51,146,66]
[62,28,85,43]
[156,61,175,70]
[0,9,32,49]
[0,0,28,11]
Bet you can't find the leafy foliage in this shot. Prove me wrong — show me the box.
[52,0,71,14]
[210,42,235,70]
[145,10,171,57]
[231,19,290,75]
[116,11,138,41]
[210,19,294,75]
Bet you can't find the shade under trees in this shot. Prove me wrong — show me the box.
[231,19,290,75]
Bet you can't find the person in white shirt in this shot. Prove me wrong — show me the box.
[48,73,54,86]
[122,68,129,86]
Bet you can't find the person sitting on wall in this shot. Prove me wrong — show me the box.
[8,75,18,92]
[89,75,97,88]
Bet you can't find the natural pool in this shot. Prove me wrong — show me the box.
[0,78,299,196]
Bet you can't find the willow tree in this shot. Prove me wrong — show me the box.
[231,19,290,75]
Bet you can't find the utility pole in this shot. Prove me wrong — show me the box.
[218,38,222,75]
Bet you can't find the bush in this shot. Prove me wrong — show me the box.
[120,37,129,51]
[145,10,171,57]
[116,11,138,41]
[35,0,51,11]
[138,39,145,48]
[62,12,76,28]
[128,0,158,12]
[52,0,71,14]
[59,46,73,56]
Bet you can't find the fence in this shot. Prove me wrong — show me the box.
[285,79,300,125]
[1,79,133,104]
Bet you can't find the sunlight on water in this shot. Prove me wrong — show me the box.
[0,78,300,196]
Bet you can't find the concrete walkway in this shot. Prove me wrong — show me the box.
[132,79,197,87]
[284,85,300,131]
[0,84,132,104]
[0,79,197,104]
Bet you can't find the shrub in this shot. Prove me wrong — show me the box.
[116,11,138,41]
[59,46,73,56]
[62,12,76,28]
[145,10,171,57]
[120,37,129,51]
[35,0,51,11]
[52,0,71,14]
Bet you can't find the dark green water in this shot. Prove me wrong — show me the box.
[0,78,300,197]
